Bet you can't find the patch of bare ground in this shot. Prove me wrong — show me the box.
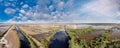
[77,31,104,42]
[0,44,2,48]
[19,26,39,35]
[0,25,11,38]
[19,24,60,48]
[18,25,60,35]
[108,32,120,40]
[5,26,20,48]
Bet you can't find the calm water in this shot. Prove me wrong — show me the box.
[16,27,30,48]
[49,31,69,48]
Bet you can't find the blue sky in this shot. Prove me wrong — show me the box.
[0,0,120,23]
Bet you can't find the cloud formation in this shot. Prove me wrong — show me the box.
[2,0,120,23]
[4,8,16,14]
[72,0,120,23]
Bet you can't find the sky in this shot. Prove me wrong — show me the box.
[0,0,120,23]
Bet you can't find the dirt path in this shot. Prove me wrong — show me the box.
[5,25,20,48]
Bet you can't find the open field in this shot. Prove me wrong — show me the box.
[17,24,61,48]
[18,24,61,35]
[66,24,120,48]
[0,23,120,48]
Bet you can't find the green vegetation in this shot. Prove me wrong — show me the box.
[66,27,116,48]
[43,28,61,48]
[94,30,120,48]
[93,30,111,48]
[40,28,60,48]
[66,27,95,38]
[13,28,21,48]
[19,25,61,48]
[105,40,120,48]
[66,27,96,48]
[26,35,37,48]
[34,33,56,48]
[29,36,44,48]
[32,27,61,48]
[18,27,37,48]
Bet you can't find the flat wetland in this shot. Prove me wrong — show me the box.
[1,23,120,48]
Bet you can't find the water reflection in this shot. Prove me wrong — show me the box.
[49,31,69,48]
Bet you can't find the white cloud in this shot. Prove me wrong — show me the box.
[49,5,53,11]
[71,0,120,23]
[58,1,64,7]
[26,11,33,16]
[6,19,54,24]
[7,0,120,23]
[20,9,26,14]
[4,1,16,7]
[4,8,16,14]
[22,4,29,8]
[53,16,57,19]
[33,13,39,18]
[6,19,17,23]
[64,0,73,8]
[58,1,64,10]
[17,16,21,19]
[22,16,27,21]
[81,0,119,17]
[116,12,120,16]
[40,13,51,19]
[19,13,23,16]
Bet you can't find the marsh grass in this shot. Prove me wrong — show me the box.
[66,27,117,48]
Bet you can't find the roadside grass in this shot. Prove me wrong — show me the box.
[18,27,37,48]
[29,36,44,48]
[25,35,37,48]
[18,25,61,48]
[38,27,61,48]
[30,27,61,48]
[13,28,20,48]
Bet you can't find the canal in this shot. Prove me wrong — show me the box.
[49,30,69,48]
[15,27,30,48]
